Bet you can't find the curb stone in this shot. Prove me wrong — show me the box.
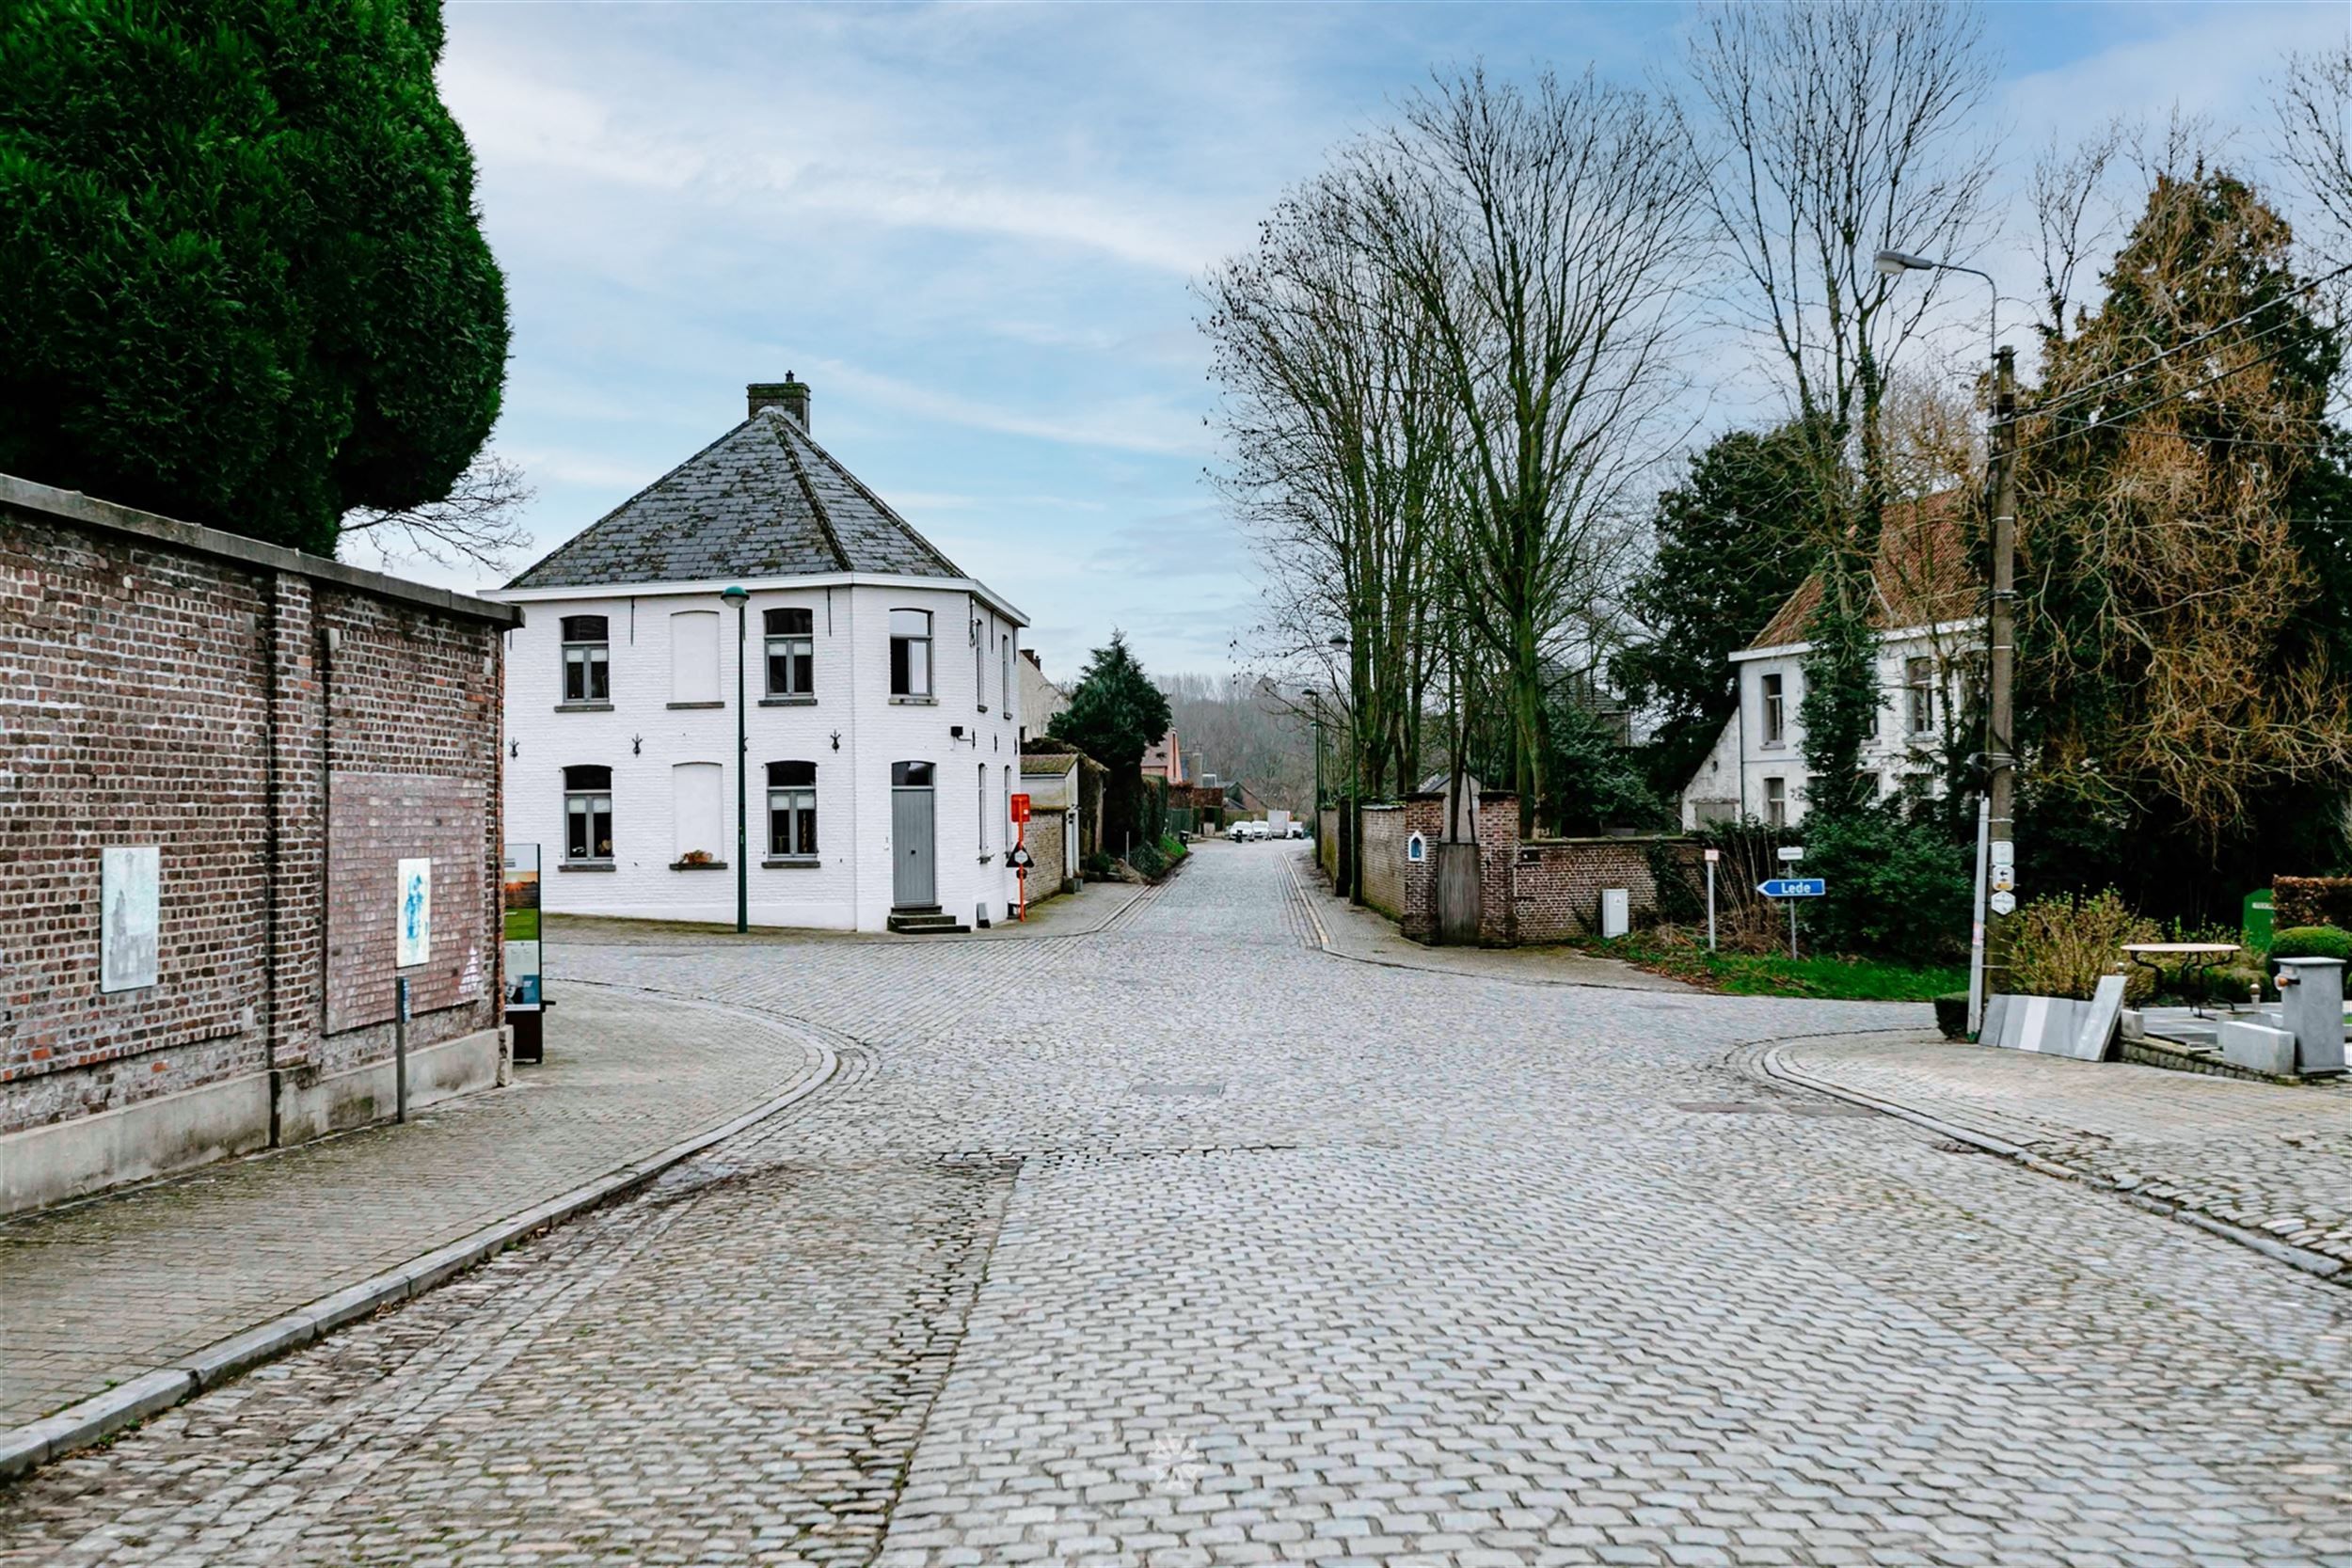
[0,1003,841,1482]
[1740,1033,2351,1290]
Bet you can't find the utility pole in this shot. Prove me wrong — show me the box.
[1983,347,2019,991]
[1873,250,2013,1026]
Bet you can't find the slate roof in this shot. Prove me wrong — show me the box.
[1745,490,1976,650]
[507,408,963,591]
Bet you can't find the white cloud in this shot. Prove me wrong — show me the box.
[807,356,1212,458]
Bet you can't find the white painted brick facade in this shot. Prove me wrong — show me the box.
[1678,620,1979,829]
[499,578,1023,932]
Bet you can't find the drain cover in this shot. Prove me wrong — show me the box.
[1673,1101,1771,1114]
[1134,1081,1225,1098]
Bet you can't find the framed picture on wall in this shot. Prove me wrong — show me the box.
[101,847,160,993]
[396,857,432,969]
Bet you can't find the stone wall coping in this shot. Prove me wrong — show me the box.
[1,471,522,629]
[1518,833,1690,847]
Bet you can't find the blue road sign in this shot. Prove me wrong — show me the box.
[1756,878,1826,898]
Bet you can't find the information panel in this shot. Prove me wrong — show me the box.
[501,842,542,1012]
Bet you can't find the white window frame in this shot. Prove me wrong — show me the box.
[1905,657,1936,736]
[561,615,610,704]
[564,766,614,863]
[766,760,818,859]
[764,607,815,699]
[891,609,933,698]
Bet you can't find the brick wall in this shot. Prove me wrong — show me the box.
[1342,784,1693,949]
[1022,810,1067,900]
[1359,804,1406,919]
[1510,837,1673,943]
[1398,794,1445,943]
[0,475,513,1181]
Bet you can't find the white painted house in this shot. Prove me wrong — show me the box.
[491,379,1026,933]
[1678,494,1979,829]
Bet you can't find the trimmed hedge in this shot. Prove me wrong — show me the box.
[2270,925,2352,962]
[2274,878,2352,930]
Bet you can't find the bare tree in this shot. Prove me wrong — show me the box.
[2274,44,2352,259]
[1681,0,1997,820]
[340,449,534,573]
[2030,119,2130,346]
[1201,161,1456,897]
[1355,67,1708,831]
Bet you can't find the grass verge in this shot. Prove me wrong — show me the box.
[1581,932,1964,1001]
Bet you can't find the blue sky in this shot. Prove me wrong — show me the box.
[419,2,2347,681]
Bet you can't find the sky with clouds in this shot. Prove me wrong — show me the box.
[416,1,2346,682]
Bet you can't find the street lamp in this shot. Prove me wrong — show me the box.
[720,584,750,934]
[1874,249,1997,365]
[1876,246,2016,1037]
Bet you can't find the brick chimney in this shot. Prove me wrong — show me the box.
[747,373,811,430]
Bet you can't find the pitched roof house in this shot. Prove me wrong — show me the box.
[1677,492,1980,830]
[490,378,1029,933]
[1141,729,1185,784]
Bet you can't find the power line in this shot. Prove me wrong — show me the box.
[2010,334,2324,464]
[2019,259,2352,421]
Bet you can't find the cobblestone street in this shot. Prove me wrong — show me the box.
[4,844,2346,1567]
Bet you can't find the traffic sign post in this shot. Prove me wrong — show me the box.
[1703,847,1720,952]
[1756,877,1825,960]
[1010,793,1032,922]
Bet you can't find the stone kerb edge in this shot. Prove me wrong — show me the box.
[0,1011,840,1482]
[1743,1035,2349,1289]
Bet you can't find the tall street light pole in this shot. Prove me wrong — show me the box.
[1875,250,2016,1032]
[721,584,750,934]
[1327,632,1360,906]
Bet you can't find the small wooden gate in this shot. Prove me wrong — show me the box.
[1435,841,1482,944]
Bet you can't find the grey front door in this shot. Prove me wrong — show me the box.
[892,762,936,907]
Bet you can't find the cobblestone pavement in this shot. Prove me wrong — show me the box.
[0,988,827,1429]
[5,842,2348,1567]
[1763,1032,2352,1272]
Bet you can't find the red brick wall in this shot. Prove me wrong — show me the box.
[1398,794,1445,943]
[0,516,275,1131]
[1359,804,1406,919]
[1476,792,1518,946]
[0,483,510,1138]
[1510,838,1667,942]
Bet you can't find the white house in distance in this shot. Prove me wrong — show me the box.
[1678,494,1979,829]
[491,378,1026,933]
